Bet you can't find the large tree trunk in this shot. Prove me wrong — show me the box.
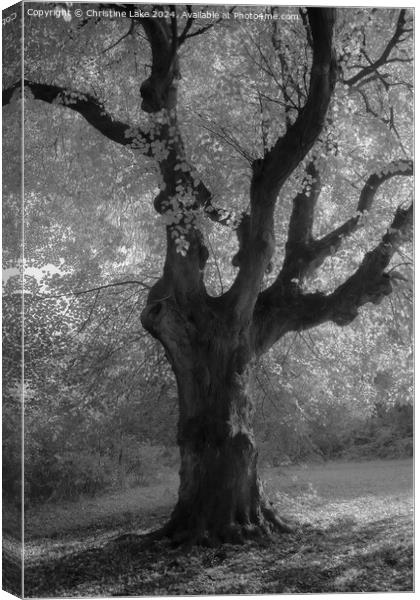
[142,299,292,545]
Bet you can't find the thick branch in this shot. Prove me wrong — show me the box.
[223,8,337,321]
[287,163,320,245]
[295,202,413,329]
[261,8,337,195]
[4,80,231,229]
[140,16,179,112]
[343,10,411,87]
[3,80,151,150]
[253,201,412,354]
[279,161,321,282]
[309,159,413,263]
[267,158,413,294]
[140,6,236,110]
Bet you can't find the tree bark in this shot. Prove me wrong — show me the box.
[137,7,337,544]
[141,299,292,545]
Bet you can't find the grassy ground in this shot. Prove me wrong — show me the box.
[5,458,413,596]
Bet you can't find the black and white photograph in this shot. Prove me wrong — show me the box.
[2,1,414,596]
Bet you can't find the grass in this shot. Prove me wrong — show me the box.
[4,458,413,596]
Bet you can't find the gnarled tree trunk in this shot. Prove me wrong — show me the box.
[137,7,339,544]
[3,5,412,550]
[141,299,292,544]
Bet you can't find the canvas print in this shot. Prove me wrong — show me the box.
[2,1,413,596]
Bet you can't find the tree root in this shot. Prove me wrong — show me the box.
[157,507,295,547]
[109,527,166,550]
[109,503,294,550]
[262,505,295,534]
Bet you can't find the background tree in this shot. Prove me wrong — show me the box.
[3,4,413,544]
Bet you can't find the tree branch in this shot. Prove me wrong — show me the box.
[278,161,321,282]
[260,8,337,195]
[102,20,135,53]
[178,5,194,45]
[265,158,413,296]
[139,16,179,112]
[343,10,411,88]
[253,201,412,354]
[308,159,413,267]
[179,7,236,43]
[3,80,152,151]
[36,280,150,300]
[223,9,337,320]
[295,202,413,329]
[4,80,232,230]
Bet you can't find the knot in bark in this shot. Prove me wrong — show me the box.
[140,300,166,337]
[140,77,178,113]
[232,213,251,267]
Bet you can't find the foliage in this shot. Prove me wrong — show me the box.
[2,6,413,512]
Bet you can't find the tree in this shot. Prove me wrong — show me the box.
[3,5,413,544]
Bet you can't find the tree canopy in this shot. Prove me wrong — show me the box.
[2,4,413,543]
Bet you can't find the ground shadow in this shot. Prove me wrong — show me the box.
[23,511,413,596]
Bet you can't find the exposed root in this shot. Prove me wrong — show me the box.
[109,527,166,550]
[109,502,294,550]
[262,505,295,533]
[159,508,294,547]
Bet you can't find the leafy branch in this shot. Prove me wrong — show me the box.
[178,6,236,44]
[342,10,412,88]
[3,80,152,151]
